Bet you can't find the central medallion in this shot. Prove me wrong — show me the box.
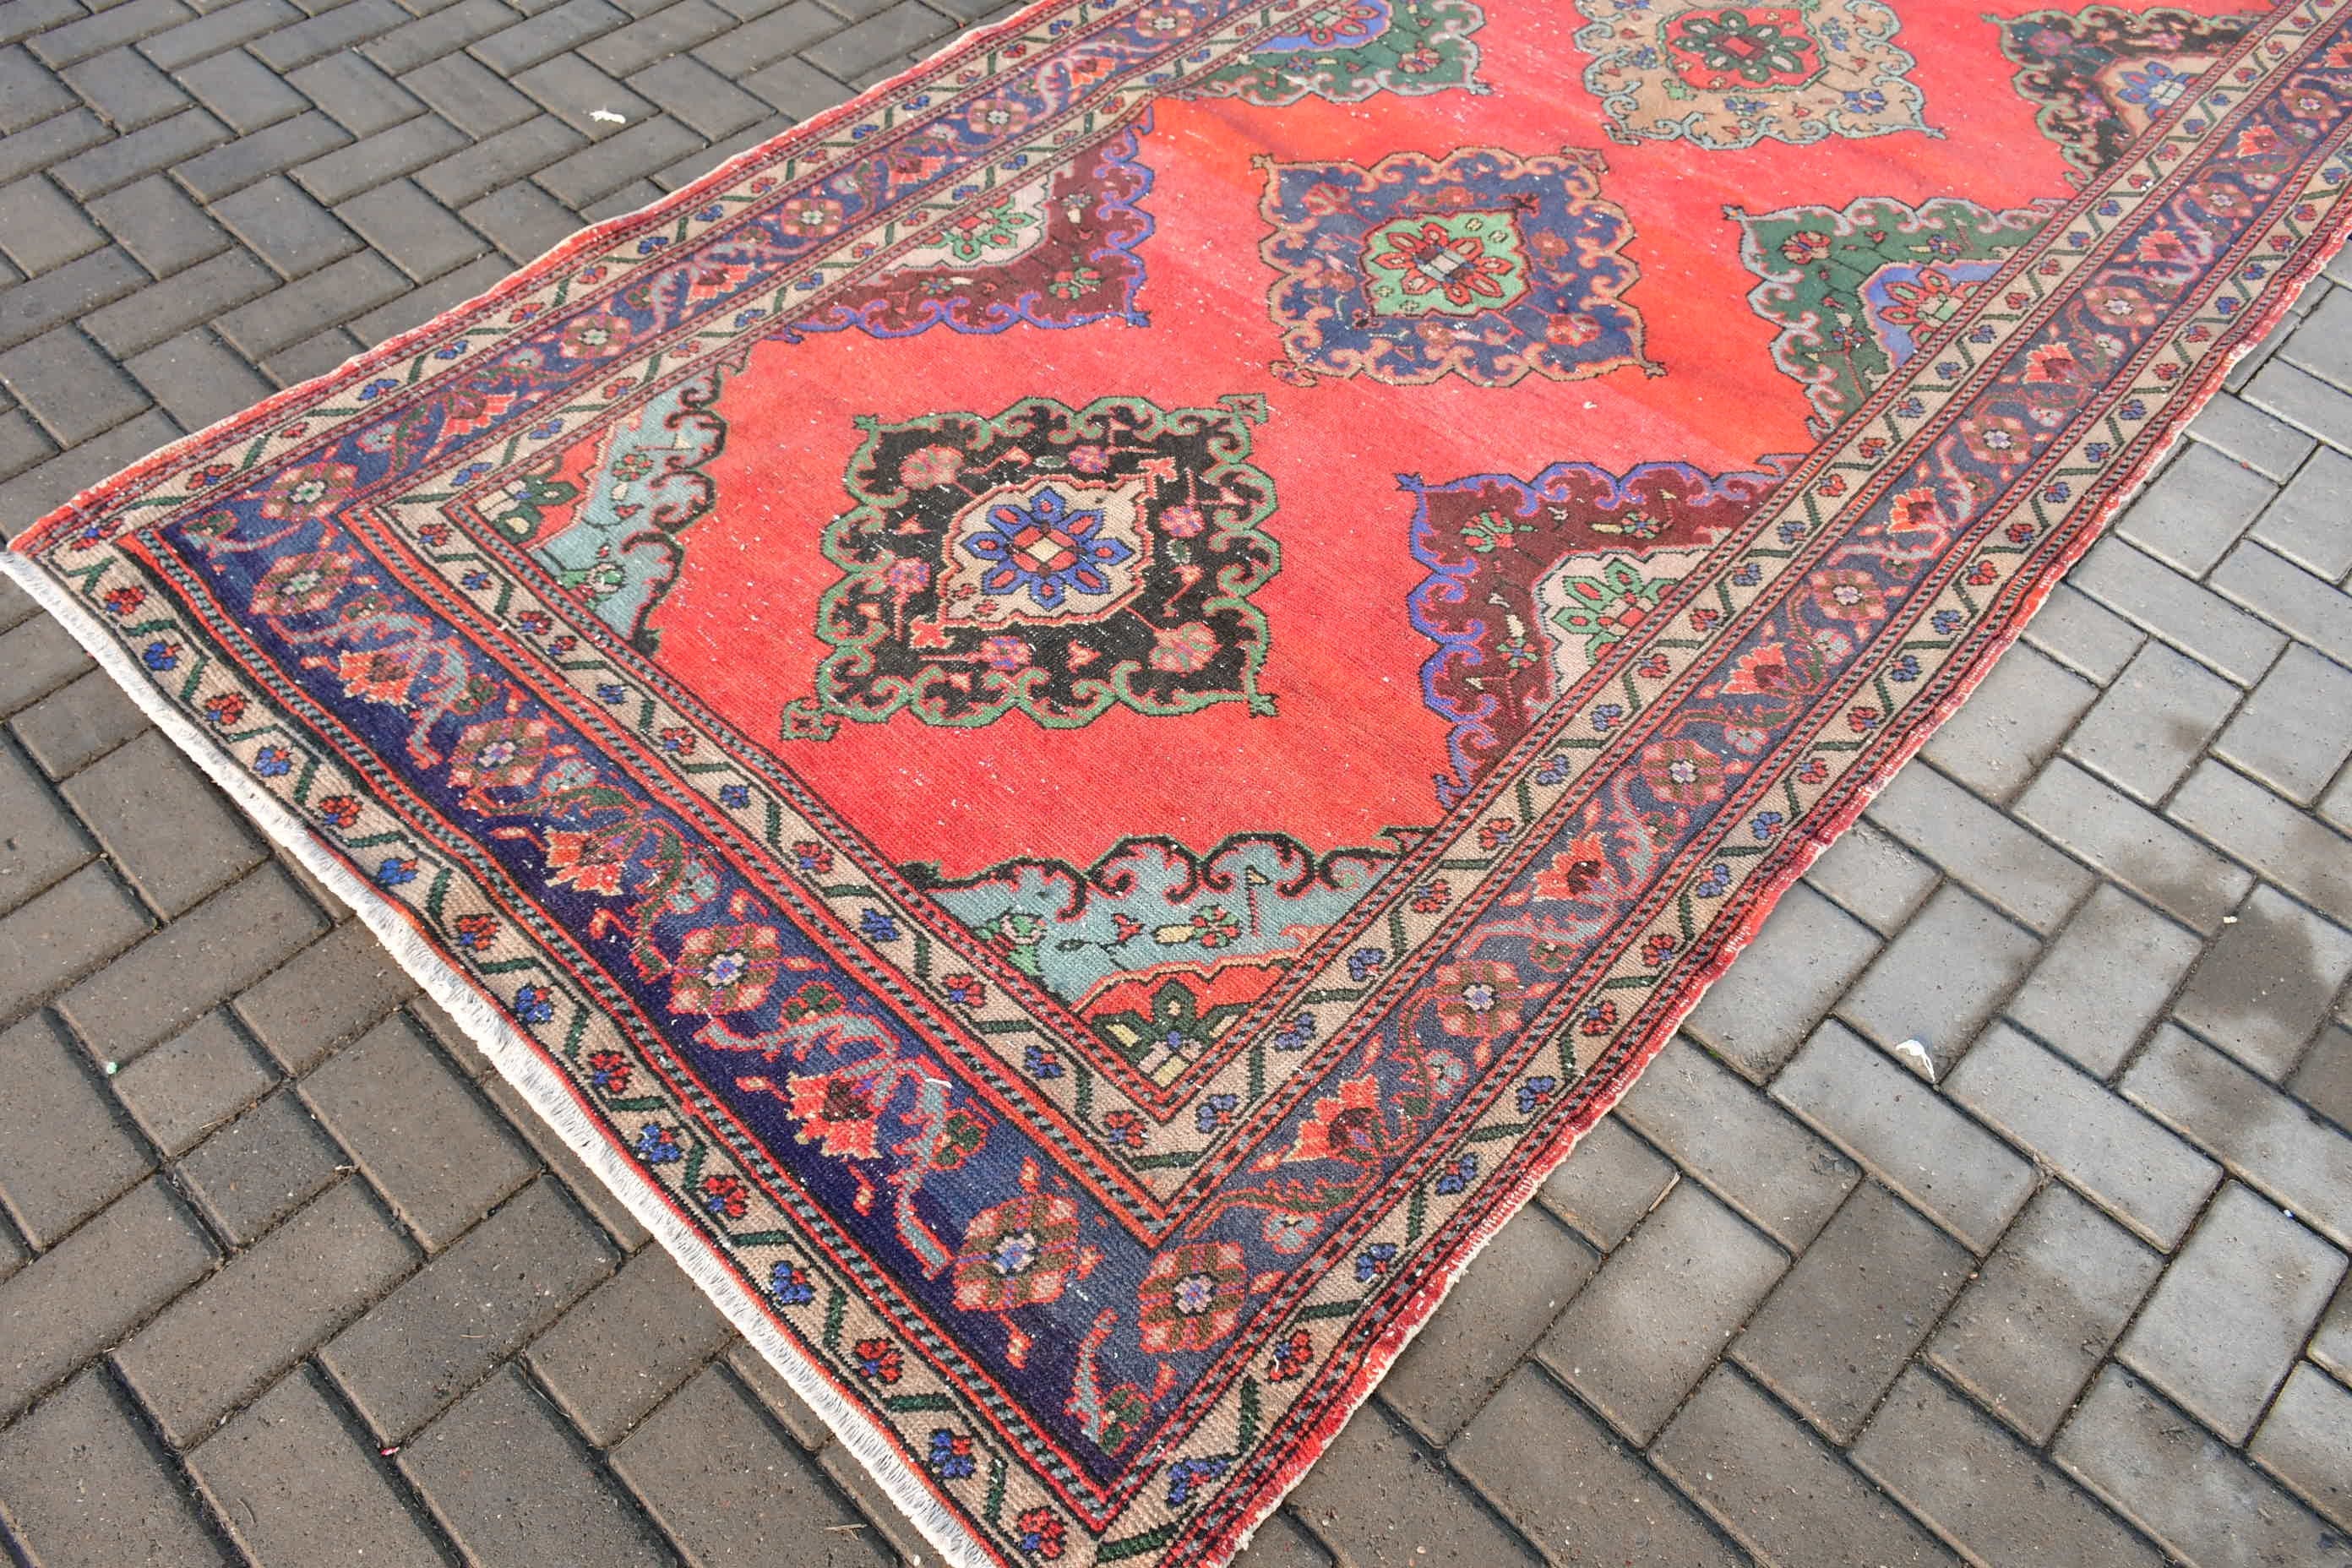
[789,395,1282,736]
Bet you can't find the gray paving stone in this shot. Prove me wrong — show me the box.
[2216,644,2352,805]
[1926,1183,2162,1446]
[2317,1277,2352,1384]
[719,1337,825,1451]
[2069,535,2289,684]
[60,45,188,132]
[0,324,149,446]
[2168,760,2352,928]
[2255,444,2352,581]
[2055,1367,2352,1567]
[2175,884,2352,1081]
[477,1071,651,1251]
[108,1008,276,1157]
[171,43,308,133]
[58,863,329,1062]
[1864,761,2092,934]
[2005,883,2203,1077]
[81,250,275,359]
[1838,884,2041,1075]
[293,112,470,204]
[1537,1113,1674,1250]
[2061,640,2242,804]
[1946,1023,2220,1247]
[2191,389,2322,482]
[2120,442,2277,575]
[137,0,302,71]
[287,49,422,136]
[2116,1181,2345,1445]
[302,1012,533,1250]
[0,172,105,274]
[2247,360,2352,453]
[0,1366,232,1568]
[1535,1179,1786,1444]
[232,917,417,1072]
[1614,1035,1858,1250]
[1799,818,1940,934]
[2295,1021,2352,1135]
[1651,1367,1960,1568]
[2014,759,2253,933]
[2209,539,2352,667]
[10,664,150,776]
[2251,1361,2352,1531]
[336,173,490,279]
[612,1364,894,1567]
[112,1176,417,1447]
[1772,1021,2033,1252]
[0,1178,218,1423]
[1233,1510,1334,1568]
[323,1175,615,1443]
[628,50,765,139]
[0,611,89,714]
[0,731,90,913]
[1682,883,1881,1081]
[526,1243,732,1445]
[1451,1364,1743,1568]
[175,1086,346,1247]
[1382,1206,1593,1445]
[1731,1182,1971,1444]
[400,1364,672,1568]
[0,1010,151,1246]
[2127,1024,2352,1251]
[2285,287,2352,389]
[0,861,152,1026]
[1855,1367,2163,1568]
[125,326,277,430]
[1918,641,2098,803]
[2024,580,2144,684]
[1288,1397,1540,1568]
[191,1364,448,1565]
[362,0,518,73]
[61,728,264,917]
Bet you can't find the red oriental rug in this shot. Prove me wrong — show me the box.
[8,0,2349,1560]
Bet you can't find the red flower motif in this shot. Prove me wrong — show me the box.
[1639,738,1727,806]
[202,691,248,727]
[1136,1240,1248,1354]
[700,1173,749,1220]
[783,1064,887,1159]
[452,913,499,950]
[852,1337,902,1384]
[669,923,786,1015]
[316,794,362,829]
[543,828,629,896]
[1806,569,1888,623]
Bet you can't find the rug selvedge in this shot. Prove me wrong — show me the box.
[14,0,2352,1562]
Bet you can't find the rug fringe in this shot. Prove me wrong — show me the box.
[0,546,1008,1568]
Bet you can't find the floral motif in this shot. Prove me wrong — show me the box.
[1136,1240,1250,1353]
[798,395,1279,732]
[1184,0,1485,105]
[1259,146,1652,387]
[1575,0,1931,149]
[1735,195,2053,434]
[952,1190,1092,1310]
[1993,7,2259,182]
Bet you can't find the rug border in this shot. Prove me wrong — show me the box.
[5,7,2350,1564]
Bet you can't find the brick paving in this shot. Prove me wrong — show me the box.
[1,4,2350,1560]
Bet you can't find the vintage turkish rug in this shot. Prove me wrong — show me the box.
[8,0,2350,1560]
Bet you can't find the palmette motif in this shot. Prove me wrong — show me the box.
[13,0,2352,1564]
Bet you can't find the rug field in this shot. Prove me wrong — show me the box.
[8,0,2351,1560]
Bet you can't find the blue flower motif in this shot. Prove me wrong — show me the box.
[718,783,750,808]
[1750,811,1784,841]
[461,569,493,591]
[253,745,294,777]
[596,682,626,703]
[1591,703,1625,732]
[358,378,398,400]
[1731,563,1762,587]
[1346,948,1386,982]
[1516,1076,1557,1114]
[960,487,1134,611]
[433,342,470,360]
[1888,653,1921,682]
[1273,1013,1316,1051]
[1777,520,1806,545]
[1434,1152,1478,1195]
[1534,754,1571,786]
[1022,1042,1064,1080]
[1695,862,1732,897]
[141,640,180,671]
[1164,1454,1230,1508]
[927,1428,976,1480]
[513,983,554,1026]
[1354,1242,1397,1282]
[377,856,419,886]
[770,1260,815,1305]
[1195,1093,1239,1134]
[2119,400,2147,421]
[636,235,671,254]
[634,1123,682,1162]
[1930,610,1963,636]
[455,462,493,484]
[859,908,900,943]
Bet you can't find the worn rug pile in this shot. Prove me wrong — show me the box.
[8,0,2350,1560]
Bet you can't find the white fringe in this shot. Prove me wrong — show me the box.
[0,547,1000,1568]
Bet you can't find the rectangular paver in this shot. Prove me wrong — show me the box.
[1381,1206,1593,1445]
[2004,882,2203,1077]
[2115,1181,2345,1445]
[1946,1023,2219,1246]
[2174,884,2352,1080]
[1535,1179,1786,1444]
